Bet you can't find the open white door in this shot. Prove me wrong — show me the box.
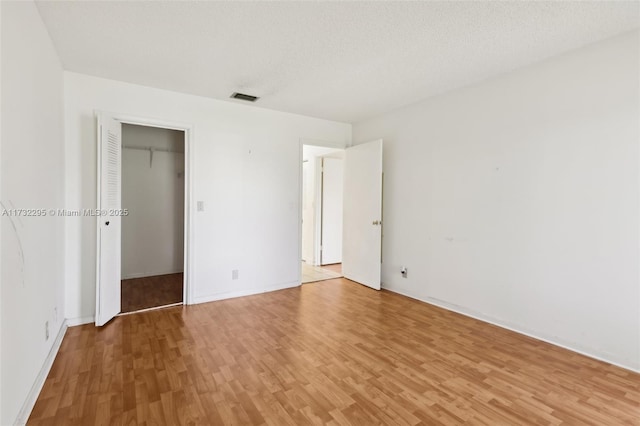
[342,139,383,290]
[95,113,122,326]
[320,157,344,265]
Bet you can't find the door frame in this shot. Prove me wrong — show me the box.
[95,111,195,308]
[298,138,348,282]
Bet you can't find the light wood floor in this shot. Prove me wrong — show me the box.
[321,263,342,274]
[121,273,183,313]
[301,263,343,284]
[29,278,639,425]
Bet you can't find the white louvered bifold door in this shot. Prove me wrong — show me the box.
[96,114,122,326]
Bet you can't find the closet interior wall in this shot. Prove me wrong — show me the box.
[121,124,185,279]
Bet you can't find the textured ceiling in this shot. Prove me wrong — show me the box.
[35,1,639,123]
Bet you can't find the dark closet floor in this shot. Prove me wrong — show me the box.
[121,273,183,313]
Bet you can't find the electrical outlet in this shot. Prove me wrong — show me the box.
[45,321,49,340]
[401,267,408,278]
[232,269,239,280]
[197,201,205,212]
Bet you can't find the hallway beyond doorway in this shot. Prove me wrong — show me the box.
[301,262,342,283]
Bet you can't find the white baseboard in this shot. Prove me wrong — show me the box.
[66,316,93,327]
[193,280,300,305]
[382,284,640,374]
[14,320,68,425]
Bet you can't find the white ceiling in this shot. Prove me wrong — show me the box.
[35,1,639,123]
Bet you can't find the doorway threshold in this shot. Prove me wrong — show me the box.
[301,262,343,283]
[117,302,183,316]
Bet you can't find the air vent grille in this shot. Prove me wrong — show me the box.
[230,92,259,102]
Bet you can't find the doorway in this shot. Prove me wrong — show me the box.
[120,124,185,313]
[301,144,345,283]
[96,112,193,326]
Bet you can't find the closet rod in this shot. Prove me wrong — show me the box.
[122,145,183,154]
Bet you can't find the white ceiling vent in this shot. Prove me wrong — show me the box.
[230,92,259,102]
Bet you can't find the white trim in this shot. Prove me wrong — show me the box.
[14,320,68,425]
[382,284,640,374]
[183,125,196,306]
[94,111,196,319]
[300,138,346,151]
[66,316,94,327]
[298,142,304,280]
[193,280,300,305]
[95,114,103,325]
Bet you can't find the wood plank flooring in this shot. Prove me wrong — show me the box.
[321,263,342,274]
[121,273,183,313]
[29,278,639,425]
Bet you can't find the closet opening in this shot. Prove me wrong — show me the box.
[120,123,185,313]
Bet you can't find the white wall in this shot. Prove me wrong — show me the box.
[1,3,4,422]
[121,124,185,279]
[1,2,66,424]
[1,3,4,421]
[353,31,640,371]
[64,73,351,320]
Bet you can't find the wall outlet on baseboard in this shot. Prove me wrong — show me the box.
[401,266,407,278]
[45,321,49,340]
[232,269,239,280]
